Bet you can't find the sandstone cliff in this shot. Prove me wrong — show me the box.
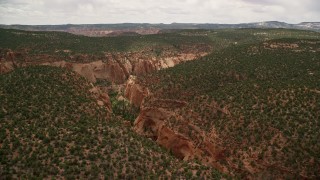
[123,76,226,170]
[131,98,226,172]
[89,85,112,113]
[1,45,221,172]
[0,45,210,84]
[124,76,150,107]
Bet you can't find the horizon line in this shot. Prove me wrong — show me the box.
[1,21,320,26]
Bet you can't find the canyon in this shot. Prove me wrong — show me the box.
[0,42,227,171]
[124,78,229,174]
[0,44,221,172]
[0,44,210,83]
[2,27,318,178]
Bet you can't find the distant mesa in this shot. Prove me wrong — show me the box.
[1,21,319,37]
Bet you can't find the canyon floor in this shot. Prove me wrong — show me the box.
[0,28,319,179]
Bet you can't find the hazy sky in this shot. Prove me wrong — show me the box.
[0,0,319,25]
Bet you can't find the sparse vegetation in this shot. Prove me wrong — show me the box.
[0,66,227,178]
[109,90,139,123]
[0,27,319,179]
[139,38,320,178]
[0,28,212,61]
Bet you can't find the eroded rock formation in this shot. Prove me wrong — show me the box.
[130,95,226,172]
[124,76,150,107]
[1,45,223,172]
[89,85,112,113]
[0,46,210,84]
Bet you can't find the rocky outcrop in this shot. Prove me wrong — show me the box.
[123,74,226,169]
[89,86,112,113]
[42,60,127,84]
[0,61,14,74]
[134,107,195,160]
[133,98,225,171]
[133,60,156,76]
[123,69,225,165]
[158,126,195,160]
[1,45,210,84]
[124,76,150,107]
[0,50,26,73]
